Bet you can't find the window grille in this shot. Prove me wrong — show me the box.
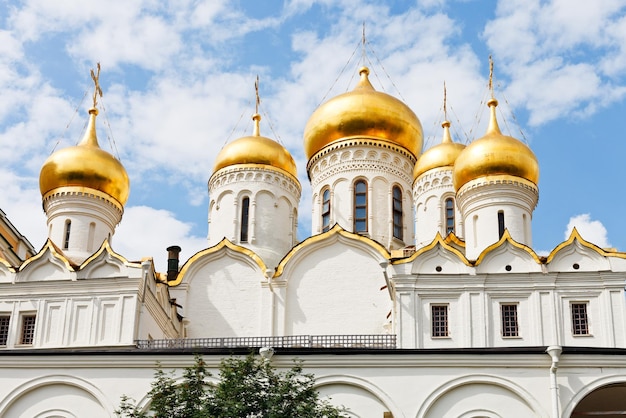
[431,305,448,337]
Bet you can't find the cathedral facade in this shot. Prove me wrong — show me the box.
[0,65,625,417]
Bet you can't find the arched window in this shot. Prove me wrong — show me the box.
[63,220,71,250]
[392,186,403,240]
[354,180,367,233]
[322,188,331,233]
[445,198,455,235]
[498,210,505,239]
[240,197,250,242]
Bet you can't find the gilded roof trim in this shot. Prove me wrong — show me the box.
[274,224,390,277]
[18,239,74,272]
[43,186,124,212]
[393,233,470,266]
[474,230,542,265]
[546,227,626,263]
[0,257,15,272]
[79,239,136,269]
[170,238,267,286]
[444,233,466,248]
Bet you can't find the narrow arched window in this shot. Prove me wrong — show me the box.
[354,180,367,233]
[63,220,71,250]
[392,186,403,240]
[498,210,505,239]
[240,197,250,242]
[445,198,455,235]
[322,188,331,233]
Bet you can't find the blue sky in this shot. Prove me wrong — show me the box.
[1,0,625,271]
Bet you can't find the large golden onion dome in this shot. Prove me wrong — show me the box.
[303,67,423,160]
[453,98,539,191]
[39,107,130,205]
[413,120,465,180]
[212,114,298,180]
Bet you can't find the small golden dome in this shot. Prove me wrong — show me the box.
[303,67,423,160]
[413,120,465,180]
[453,98,539,191]
[39,108,130,205]
[212,114,298,179]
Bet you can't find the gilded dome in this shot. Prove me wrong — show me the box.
[413,120,465,180]
[453,98,539,191]
[39,108,130,205]
[303,67,423,160]
[212,114,298,179]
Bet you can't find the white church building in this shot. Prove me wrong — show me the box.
[0,63,625,418]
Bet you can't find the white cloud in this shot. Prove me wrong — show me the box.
[565,214,611,248]
[114,206,206,272]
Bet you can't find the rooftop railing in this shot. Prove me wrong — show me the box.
[136,334,396,350]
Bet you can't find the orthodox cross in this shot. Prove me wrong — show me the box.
[90,62,103,108]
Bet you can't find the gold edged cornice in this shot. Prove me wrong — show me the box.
[170,238,267,287]
[0,257,15,272]
[546,227,626,263]
[393,233,470,266]
[274,224,390,278]
[474,229,542,266]
[19,239,75,272]
[456,175,538,198]
[79,239,136,270]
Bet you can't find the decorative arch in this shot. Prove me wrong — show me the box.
[171,238,267,286]
[314,374,404,418]
[562,376,626,417]
[0,375,113,417]
[416,374,546,418]
[16,240,74,282]
[474,230,542,267]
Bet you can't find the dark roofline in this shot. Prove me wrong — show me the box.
[1,345,626,357]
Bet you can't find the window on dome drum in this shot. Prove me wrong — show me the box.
[571,302,589,335]
[445,198,455,235]
[63,220,71,250]
[19,314,36,345]
[498,211,505,239]
[240,197,250,242]
[322,188,331,233]
[431,305,449,337]
[354,180,368,233]
[392,186,403,240]
[501,304,519,337]
[0,315,10,346]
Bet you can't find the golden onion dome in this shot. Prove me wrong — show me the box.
[453,98,539,191]
[39,107,130,205]
[413,120,465,180]
[303,66,423,160]
[212,114,298,179]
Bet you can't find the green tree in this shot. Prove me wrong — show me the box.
[116,353,348,418]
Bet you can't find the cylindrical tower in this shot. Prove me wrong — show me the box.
[413,120,465,247]
[453,98,539,260]
[208,114,301,268]
[39,106,130,264]
[303,67,422,250]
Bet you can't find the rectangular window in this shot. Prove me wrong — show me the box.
[571,303,589,335]
[354,181,368,233]
[497,211,505,239]
[20,314,36,345]
[431,305,448,337]
[501,304,519,337]
[322,189,331,233]
[240,197,250,242]
[392,186,403,240]
[0,315,10,346]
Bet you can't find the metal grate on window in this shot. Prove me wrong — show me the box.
[431,305,448,337]
[571,303,589,335]
[20,315,36,345]
[0,316,10,346]
[501,304,519,337]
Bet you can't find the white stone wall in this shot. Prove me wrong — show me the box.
[413,167,463,247]
[0,351,623,418]
[208,166,301,268]
[308,141,415,249]
[43,190,123,264]
[456,177,538,260]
